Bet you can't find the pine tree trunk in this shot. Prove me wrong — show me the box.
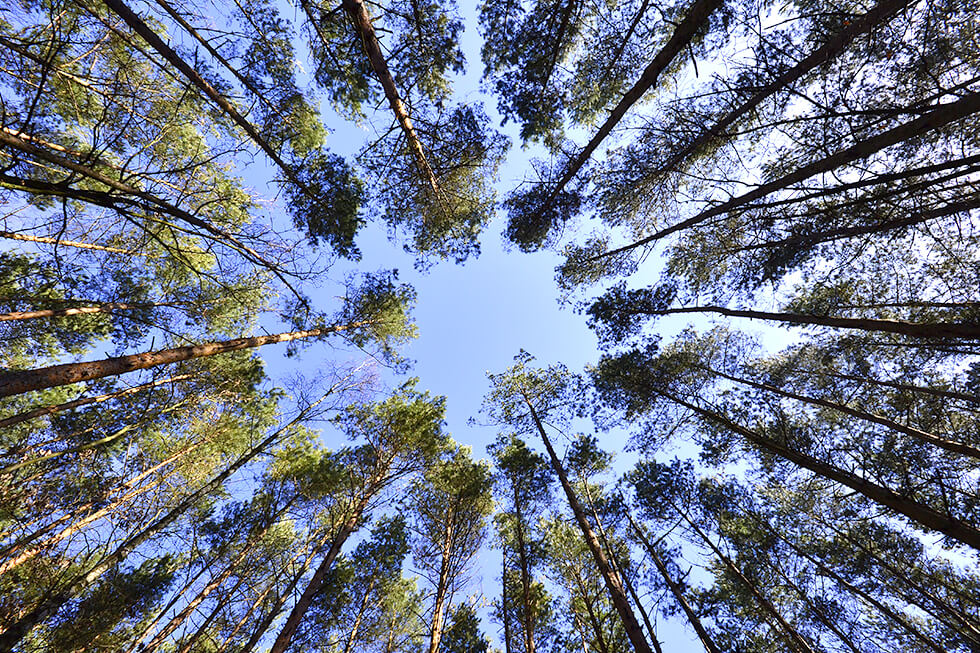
[340,0,443,202]
[751,513,949,653]
[342,577,378,653]
[501,549,514,653]
[426,513,456,653]
[513,487,536,653]
[678,510,817,653]
[0,230,134,254]
[0,322,365,398]
[626,512,721,653]
[642,304,980,339]
[522,393,654,653]
[599,90,980,257]
[134,497,297,653]
[267,491,375,653]
[538,0,723,211]
[101,0,313,197]
[661,390,980,551]
[652,0,916,178]
[0,374,192,429]
[0,394,332,651]
[704,365,980,460]
[821,370,980,406]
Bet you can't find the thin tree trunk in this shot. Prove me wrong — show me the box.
[522,392,654,653]
[427,511,456,653]
[513,487,536,653]
[678,510,816,653]
[651,0,916,178]
[597,90,980,258]
[582,483,661,653]
[0,321,368,398]
[101,0,313,199]
[568,561,611,653]
[0,230,135,255]
[151,0,291,126]
[660,389,980,551]
[1,396,196,475]
[267,491,376,653]
[733,196,980,256]
[625,512,721,653]
[0,466,176,575]
[0,389,338,651]
[703,365,980,460]
[134,497,297,653]
[213,542,316,653]
[339,0,443,204]
[821,370,980,406]
[767,558,864,653]
[342,577,378,653]
[535,0,722,214]
[751,512,951,653]
[0,301,183,322]
[501,548,514,653]
[125,557,214,653]
[822,520,980,641]
[633,304,980,340]
[0,129,284,280]
[0,374,192,429]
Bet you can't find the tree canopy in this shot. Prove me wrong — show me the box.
[2,0,979,650]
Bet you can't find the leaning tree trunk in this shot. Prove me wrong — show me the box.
[0,322,368,398]
[651,0,916,178]
[625,511,721,653]
[598,90,980,257]
[660,389,980,551]
[522,392,654,653]
[267,488,377,653]
[536,0,723,213]
[0,374,192,429]
[701,364,980,460]
[677,509,817,653]
[340,0,443,202]
[636,304,980,340]
[0,390,337,651]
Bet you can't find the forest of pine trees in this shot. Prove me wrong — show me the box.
[1,0,978,650]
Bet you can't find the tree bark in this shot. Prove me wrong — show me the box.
[703,365,980,460]
[133,497,297,653]
[267,491,375,653]
[513,486,536,653]
[0,391,336,651]
[678,510,816,653]
[750,512,951,653]
[426,508,456,653]
[661,389,980,551]
[634,304,980,340]
[598,90,980,258]
[651,0,916,178]
[522,393,654,653]
[339,0,443,203]
[0,374,192,430]
[0,301,183,322]
[626,512,721,653]
[0,322,368,398]
[536,0,723,214]
[0,230,135,255]
[821,370,980,406]
[501,548,514,653]
[101,0,314,198]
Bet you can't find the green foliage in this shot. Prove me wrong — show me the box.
[440,603,491,653]
[286,149,365,258]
